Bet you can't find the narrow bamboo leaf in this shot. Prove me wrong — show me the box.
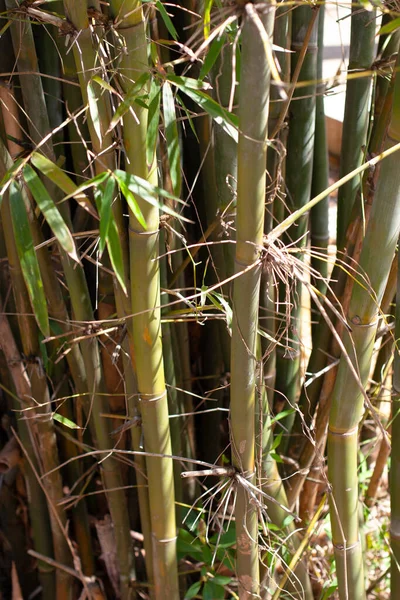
[30,152,98,218]
[0,158,25,201]
[378,17,400,35]
[99,175,115,255]
[9,181,50,337]
[53,413,81,429]
[176,95,198,140]
[107,218,127,295]
[113,169,192,223]
[156,0,178,40]
[107,72,150,133]
[167,74,212,92]
[23,164,80,263]
[87,80,102,145]
[163,81,181,197]
[112,172,147,229]
[204,0,214,38]
[168,76,238,142]
[199,34,225,80]
[91,75,118,96]
[146,79,161,167]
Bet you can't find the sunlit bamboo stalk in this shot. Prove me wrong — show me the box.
[230,3,274,597]
[328,52,400,599]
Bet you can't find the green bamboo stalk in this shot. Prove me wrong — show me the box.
[107,1,179,597]
[336,3,376,250]
[391,237,400,595]
[274,5,319,452]
[328,54,400,599]
[257,364,313,598]
[261,6,291,398]
[310,3,329,331]
[230,3,274,597]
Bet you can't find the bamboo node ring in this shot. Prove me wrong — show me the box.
[138,391,167,404]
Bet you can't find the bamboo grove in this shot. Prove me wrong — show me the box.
[1,0,400,598]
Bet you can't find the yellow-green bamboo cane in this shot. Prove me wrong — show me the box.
[328,56,400,600]
[108,1,179,597]
[230,2,274,597]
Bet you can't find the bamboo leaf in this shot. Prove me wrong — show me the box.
[53,413,81,429]
[23,164,80,263]
[99,175,116,256]
[204,0,214,39]
[87,80,103,145]
[168,75,238,142]
[155,0,178,40]
[167,74,212,92]
[163,81,181,197]
[9,181,50,337]
[199,34,225,80]
[378,17,400,35]
[113,169,192,223]
[112,172,147,230]
[30,152,98,218]
[107,218,128,295]
[146,79,161,167]
[107,72,150,133]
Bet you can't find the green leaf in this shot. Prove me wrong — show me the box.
[270,408,295,424]
[146,79,161,167]
[53,413,81,429]
[163,81,181,197]
[199,34,225,80]
[23,164,79,263]
[184,581,201,600]
[107,217,128,295]
[9,181,49,337]
[203,0,214,39]
[167,74,212,92]
[177,529,203,558]
[270,452,283,463]
[113,169,192,223]
[210,523,236,548]
[168,76,238,142]
[212,575,231,586]
[203,581,225,600]
[271,430,283,451]
[30,152,97,218]
[378,16,400,35]
[156,0,178,40]
[108,72,150,133]
[99,175,115,255]
[112,172,147,230]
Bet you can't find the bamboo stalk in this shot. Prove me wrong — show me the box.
[274,4,319,451]
[107,1,179,597]
[310,3,329,327]
[230,3,274,597]
[336,3,376,250]
[328,54,400,599]
[392,240,400,593]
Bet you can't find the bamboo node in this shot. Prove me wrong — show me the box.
[328,424,358,437]
[128,225,159,236]
[139,391,166,404]
[333,540,360,553]
[153,535,178,544]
